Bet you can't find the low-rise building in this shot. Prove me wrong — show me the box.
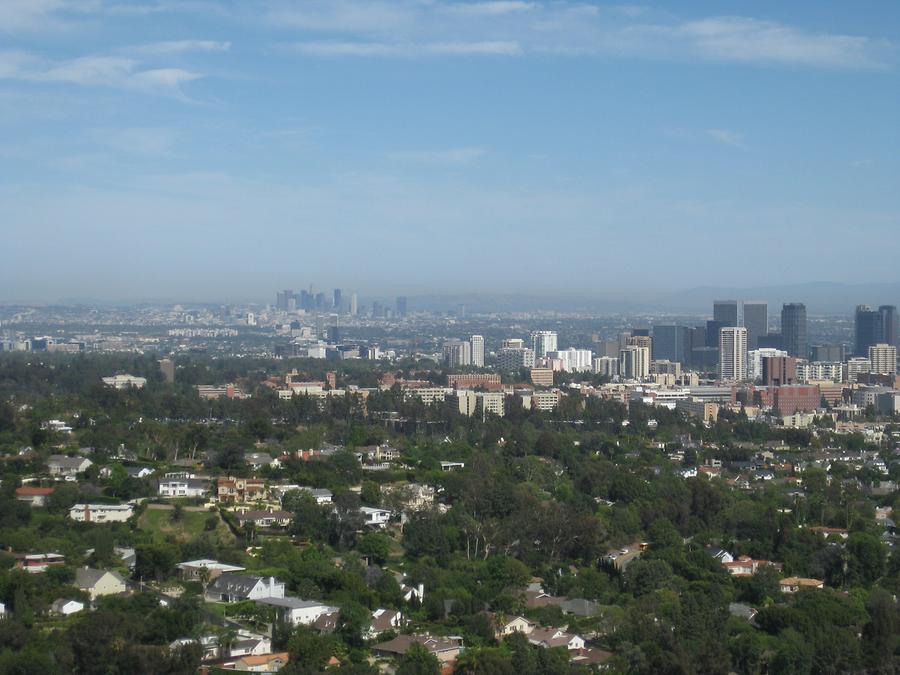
[255,597,339,626]
[373,635,464,666]
[205,574,285,603]
[69,503,134,523]
[15,486,54,507]
[75,568,128,600]
[780,577,824,593]
[177,559,246,581]
[47,455,92,478]
[158,477,209,498]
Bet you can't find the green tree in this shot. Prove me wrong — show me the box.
[397,642,440,675]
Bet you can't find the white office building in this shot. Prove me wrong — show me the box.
[531,331,558,359]
[748,348,788,381]
[498,346,535,370]
[547,348,593,373]
[719,327,748,381]
[869,344,897,375]
[470,335,485,367]
[619,346,650,380]
[442,340,471,367]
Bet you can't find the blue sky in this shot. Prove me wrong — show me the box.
[2,1,899,302]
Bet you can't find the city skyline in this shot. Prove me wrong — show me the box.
[3,1,900,300]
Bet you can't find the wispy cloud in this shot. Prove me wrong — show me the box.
[0,51,201,94]
[707,128,744,148]
[290,41,520,57]
[264,1,893,69]
[387,147,487,165]
[128,40,231,55]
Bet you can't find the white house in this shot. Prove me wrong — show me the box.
[158,477,209,498]
[102,374,147,389]
[527,627,585,651]
[205,574,285,603]
[69,503,134,523]
[177,559,245,581]
[255,597,339,626]
[0,602,5,617]
[366,608,404,638]
[360,506,391,528]
[51,598,85,616]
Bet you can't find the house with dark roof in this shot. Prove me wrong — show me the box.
[75,568,127,601]
[205,574,285,603]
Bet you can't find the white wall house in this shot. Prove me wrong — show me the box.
[360,506,391,528]
[255,597,339,626]
[158,478,209,498]
[69,503,134,523]
[205,574,285,603]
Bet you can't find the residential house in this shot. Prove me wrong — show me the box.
[235,510,292,528]
[14,552,65,573]
[366,609,404,638]
[47,455,92,478]
[569,648,614,668]
[254,597,338,626]
[69,503,134,523]
[217,477,267,503]
[75,568,127,601]
[372,635,464,666]
[705,547,734,564]
[50,598,85,616]
[722,556,783,577]
[491,614,536,640]
[205,574,285,603]
[0,602,4,618]
[230,636,272,657]
[15,486,54,507]
[528,627,585,651]
[561,597,602,618]
[440,461,465,471]
[360,506,391,528]
[158,477,209,498]
[780,577,825,593]
[177,559,245,581]
[246,453,279,470]
[231,652,289,672]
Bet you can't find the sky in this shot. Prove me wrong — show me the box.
[2,0,899,303]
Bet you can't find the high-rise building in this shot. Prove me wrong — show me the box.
[719,326,748,381]
[498,346,534,370]
[748,348,788,381]
[619,345,650,380]
[470,335,485,367]
[855,305,882,356]
[652,324,691,365]
[742,301,768,350]
[810,344,845,362]
[333,289,342,311]
[626,335,653,361]
[592,356,619,378]
[276,290,293,311]
[315,292,326,311]
[714,300,740,328]
[547,348,593,372]
[531,331,558,358]
[158,358,175,384]
[349,293,358,316]
[705,320,726,348]
[879,305,898,347]
[396,296,408,318]
[868,343,897,375]
[781,303,807,358]
[761,356,797,386]
[442,340,471,367]
[501,338,525,349]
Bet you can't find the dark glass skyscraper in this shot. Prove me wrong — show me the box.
[781,303,807,358]
[713,300,740,328]
[653,324,691,364]
[742,301,768,350]
[879,305,897,347]
[855,305,882,356]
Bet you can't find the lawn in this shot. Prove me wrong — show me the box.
[138,507,234,545]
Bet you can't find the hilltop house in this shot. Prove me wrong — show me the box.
[15,486,54,507]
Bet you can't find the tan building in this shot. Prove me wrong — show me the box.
[530,368,554,387]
